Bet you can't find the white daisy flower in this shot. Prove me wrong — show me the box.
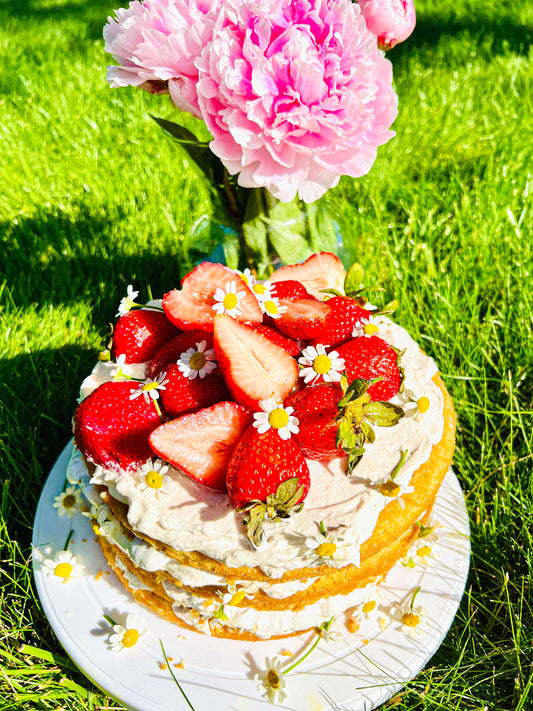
[222,581,260,606]
[253,399,299,440]
[402,536,439,568]
[298,344,345,384]
[351,313,386,338]
[415,515,440,545]
[129,371,169,403]
[389,600,427,639]
[319,619,343,643]
[236,268,256,288]
[402,387,431,422]
[108,614,147,651]
[255,657,287,704]
[177,340,217,380]
[304,531,359,568]
[251,279,274,300]
[116,285,139,317]
[110,353,128,381]
[258,294,288,320]
[136,459,172,500]
[212,281,244,317]
[42,550,84,583]
[352,582,382,622]
[53,486,83,518]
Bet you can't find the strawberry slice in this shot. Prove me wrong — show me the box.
[286,382,344,460]
[162,262,262,332]
[270,279,316,301]
[269,252,346,300]
[112,309,180,364]
[158,362,229,418]
[250,324,300,356]
[213,315,299,408]
[149,401,253,490]
[150,330,213,378]
[73,381,163,472]
[275,298,331,341]
[335,336,401,401]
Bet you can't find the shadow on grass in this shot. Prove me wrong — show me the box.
[0,0,114,38]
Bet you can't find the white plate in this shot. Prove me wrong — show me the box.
[33,443,470,711]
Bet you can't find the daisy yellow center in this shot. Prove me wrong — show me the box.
[417,396,430,414]
[142,381,160,391]
[145,471,163,489]
[54,562,73,578]
[230,590,246,606]
[267,669,281,689]
[362,600,377,614]
[380,481,401,497]
[62,494,76,509]
[363,323,379,335]
[253,283,266,295]
[268,408,289,430]
[313,354,331,374]
[189,352,207,370]
[316,541,337,558]
[402,612,420,627]
[122,629,139,647]
[264,300,278,315]
[417,545,432,558]
[223,292,238,310]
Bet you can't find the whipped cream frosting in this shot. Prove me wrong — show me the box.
[77,319,444,579]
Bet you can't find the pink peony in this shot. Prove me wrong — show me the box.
[195,0,398,203]
[103,0,221,116]
[358,0,416,50]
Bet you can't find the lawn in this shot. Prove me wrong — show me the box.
[1,0,532,708]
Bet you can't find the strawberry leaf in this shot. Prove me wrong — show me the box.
[364,402,404,427]
[344,262,364,296]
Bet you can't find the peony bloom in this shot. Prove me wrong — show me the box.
[358,0,416,50]
[103,0,221,115]
[195,0,398,202]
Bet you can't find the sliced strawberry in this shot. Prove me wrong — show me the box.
[226,426,310,509]
[250,324,300,356]
[73,381,162,472]
[335,336,401,401]
[158,362,229,418]
[213,315,299,408]
[310,296,372,348]
[149,401,253,490]
[286,382,344,460]
[112,309,180,364]
[163,262,263,332]
[269,252,346,300]
[275,298,331,341]
[150,330,213,378]
[270,279,316,301]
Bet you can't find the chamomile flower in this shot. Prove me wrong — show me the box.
[253,399,299,440]
[110,353,127,381]
[237,268,256,288]
[136,459,172,500]
[390,599,427,639]
[108,614,147,651]
[222,581,260,606]
[177,340,217,380]
[258,294,288,320]
[116,285,139,317]
[251,279,274,300]
[304,531,359,568]
[403,536,439,568]
[255,657,287,704]
[129,371,169,403]
[53,485,83,518]
[351,313,386,338]
[374,476,414,509]
[416,515,440,545]
[42,550,84,583]
[298,344,345,384]
[319,618,342,643]
[402,387,432,422]
[212,281,244,317]
[352,582,382,622]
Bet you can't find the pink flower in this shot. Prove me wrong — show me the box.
[196,0,397,203]
[103,0,221,115]
[358,0,416,50]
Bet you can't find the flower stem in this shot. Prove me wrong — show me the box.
[159,639,196,711]
[283,630,322,675]
[390,449,408,480]
[103,614,117,627]
[63,530,73,551]
[222,171,253,270]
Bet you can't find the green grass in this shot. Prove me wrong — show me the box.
[1,0,532,708]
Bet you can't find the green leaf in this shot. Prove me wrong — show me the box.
[306,201,337,253]
[344,262,364,296]
[242,188,269,266]
[364,402,404,427]
[247,504,266,548]
[264,199,314,264]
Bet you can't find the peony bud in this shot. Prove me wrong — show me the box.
[358,0,416,50]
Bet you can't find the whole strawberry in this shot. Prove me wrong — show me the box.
[313,296,372,348]
[73,381,163,472]
[158,362,229,418]
[335,336,402,401]
[113,309,180,364]
[286,382,344,460]
[150,329,213,378]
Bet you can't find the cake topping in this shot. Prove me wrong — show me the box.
[298,343,345,384]
[252,399,299,440]
[177,340,217,380]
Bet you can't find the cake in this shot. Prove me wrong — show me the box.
[70,252,456,641]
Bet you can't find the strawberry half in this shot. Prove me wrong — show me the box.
[335,336,401,401]
[149,401,253,490]
[112,309,180,364]
[158,362,229,418]
[286,382,344,460]
[213,315,299,408]
[311,296,372,348]
[275,298,331,341]
[270,279,316,301]
[73,381,163,472]
[250,324,300,356]
[162,262,262,332]
[150,330,214,378]
[269,252,346,300]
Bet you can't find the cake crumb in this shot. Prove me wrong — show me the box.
[280,649,294,657]
[95,570,103,581]
[174,660,185,669]
[82,539,87,543]
[167,657,173,662]
[363,639,369,645]
[160,662,168,671]
[346,617,359,633]
[378,617,388,630]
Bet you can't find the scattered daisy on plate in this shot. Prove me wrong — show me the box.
[319,618,342,643]
[390,598,427,639]
[53,485,83,518]
[177,340,217,380]
[41,550,84,584]
[253,399,299,440]
[351,582,382,622]
[255,657,287,704]
[298,344,345,384]
[212,281,244,317]
[108,614,147,651]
